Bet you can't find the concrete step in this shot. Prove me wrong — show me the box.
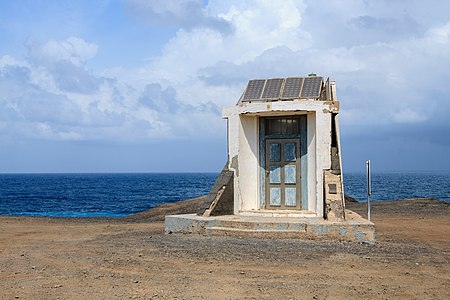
[206,226,308,239]
[165,213,376,243]
[214,219,308,231]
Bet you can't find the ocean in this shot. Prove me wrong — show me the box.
[0,172,449,217]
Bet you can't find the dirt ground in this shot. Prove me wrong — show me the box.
[0,198,449,299]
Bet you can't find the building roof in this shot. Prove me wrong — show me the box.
[239,75,332,103]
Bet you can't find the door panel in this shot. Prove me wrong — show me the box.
[284,165,296,183]
[285,187,297,206]
[265,139,301,209]
[270,187,281,206]
[269,165,281,183]
[269,143,281,162]
[284,142,296,161]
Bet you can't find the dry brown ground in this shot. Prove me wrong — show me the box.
[0,198,449,300]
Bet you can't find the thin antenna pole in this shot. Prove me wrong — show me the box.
[366,160,371,222]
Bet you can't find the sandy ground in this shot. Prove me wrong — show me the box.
[0,198,449,299]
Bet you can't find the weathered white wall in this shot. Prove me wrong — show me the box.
[223,109,240,213]
[223,100,338,216]
[238,115,259,212]
[306,112,317,213]
[314,110,332,218]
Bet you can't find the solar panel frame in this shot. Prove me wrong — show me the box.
[241,75,324,103]
[300,76,322,98]
[261,78,284,100]
[281,77,304,99]
[242,79,266,101]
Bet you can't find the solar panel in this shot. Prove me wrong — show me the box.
[300,76,322,98]
[240,75,324,103]
[281,77,303,99]
[262,78,284,99]
[243,79,266,101]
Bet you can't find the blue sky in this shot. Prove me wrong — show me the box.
[1,0,450,173]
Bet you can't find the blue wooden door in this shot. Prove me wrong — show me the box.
[265,139,301,209]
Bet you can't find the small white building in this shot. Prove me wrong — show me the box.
[165,74,374,243]
[223,74,345,220]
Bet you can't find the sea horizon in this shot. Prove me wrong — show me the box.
[1,170,449,174]
[0,171,449,218]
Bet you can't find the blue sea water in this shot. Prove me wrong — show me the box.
[344,172,450,203]
[0,172,448,217]
[0,173,216,218]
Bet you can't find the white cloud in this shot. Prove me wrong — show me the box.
[126,0,232,33]
[120,0,311,109]
[426,20,450,44]
[2,0,450,147]
[392,109,427,123]
[26,36,98,67]
[0,35,222,143]
[133,0,450,130]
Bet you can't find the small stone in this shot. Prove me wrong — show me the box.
[134,280,139,283]
[31,266,35,269]
[240,271,245,275]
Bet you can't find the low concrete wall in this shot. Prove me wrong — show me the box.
[165,215,212,235]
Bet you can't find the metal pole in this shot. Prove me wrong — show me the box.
[366,160,371,222]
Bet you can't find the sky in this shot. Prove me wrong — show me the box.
[1,0,450,173]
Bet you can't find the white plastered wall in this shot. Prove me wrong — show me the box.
[237,115,259,212]
[306,112,317,214]
[223,100,336,216]
[224,112,240,213]
[313,110,332,218]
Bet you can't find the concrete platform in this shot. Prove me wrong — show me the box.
[164,210,375,243]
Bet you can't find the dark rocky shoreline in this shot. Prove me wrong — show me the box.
[123,195,449,222]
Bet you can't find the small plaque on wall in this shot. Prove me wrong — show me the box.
[328,184,337,194]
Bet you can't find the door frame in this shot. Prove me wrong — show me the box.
[258,115,308,211]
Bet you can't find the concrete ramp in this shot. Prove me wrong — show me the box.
[197,163,234,216]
